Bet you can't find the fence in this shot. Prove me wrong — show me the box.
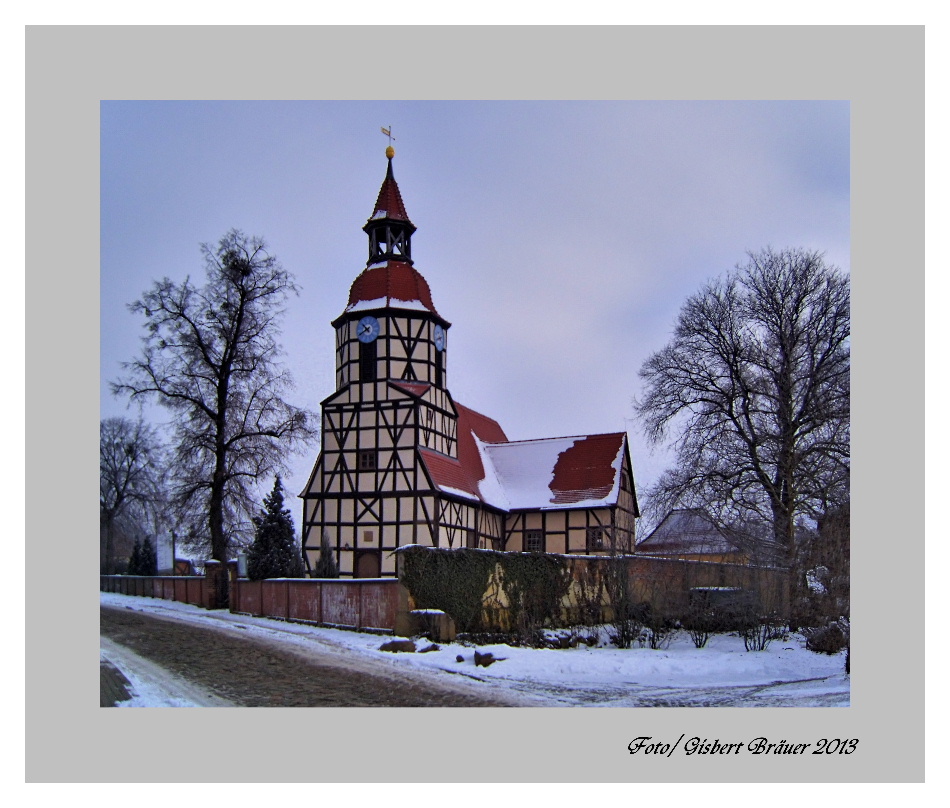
[230,578,410,634]
[613,555,787,615]
[100,573,412,635]
[559,554,789,624]
[101,553,789,637]
[100,574,209,608]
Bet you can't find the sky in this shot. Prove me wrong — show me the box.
[100,101,850,529]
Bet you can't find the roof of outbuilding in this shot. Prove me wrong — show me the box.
[637,508,741,555]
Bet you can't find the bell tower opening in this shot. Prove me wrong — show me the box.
[362,155,416,267]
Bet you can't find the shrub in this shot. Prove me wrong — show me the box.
[607,600,652,649]
[804,622,848,655]
[633,601,680,650]
[682,603,716,648]
[398,547,498,633]
[498,552,571,641]
[740,613,787,652]
[312,531,339,578]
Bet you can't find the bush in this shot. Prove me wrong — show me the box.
[312,531,339,578]
[682,603,716,648]
[804,622,848,655]
[398,547,498,633]
[740,614,787,652]
[634,602,680,650]
[499,553,572,640]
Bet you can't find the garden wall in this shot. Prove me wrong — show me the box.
[101,573,412,634]
[230,578,411,634]
[395,547,790,633]
[102,552,788,638]
[100,575,209,608]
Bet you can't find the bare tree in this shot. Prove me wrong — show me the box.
[112,230,315,563]
[100,417,165,573]
[635,247,850,574]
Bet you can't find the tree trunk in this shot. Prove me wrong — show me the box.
[104,515,116,575]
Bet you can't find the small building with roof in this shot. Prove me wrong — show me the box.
[634,507,788,566]
[300,149,639,578]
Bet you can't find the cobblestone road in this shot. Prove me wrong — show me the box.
[100,605,523,707]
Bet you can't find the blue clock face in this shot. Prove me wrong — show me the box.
[434,324,445,352]
[357,315,380,343]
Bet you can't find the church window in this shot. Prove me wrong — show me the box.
[587,527,605,551]
[525,530,544,553]
[359,340,377,381]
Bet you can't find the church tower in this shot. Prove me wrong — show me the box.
[301,149,476,578]
[301,147,637,579]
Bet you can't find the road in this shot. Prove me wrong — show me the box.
[100,604,527,707]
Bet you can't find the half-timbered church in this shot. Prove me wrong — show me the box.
[301,148,639,578]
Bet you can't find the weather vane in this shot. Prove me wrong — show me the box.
[381,126,395,158]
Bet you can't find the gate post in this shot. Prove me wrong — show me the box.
[204,560,232,609]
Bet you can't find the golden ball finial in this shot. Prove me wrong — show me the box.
[386,145,395,159]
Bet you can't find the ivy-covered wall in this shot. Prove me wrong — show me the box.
[396,546,789,636]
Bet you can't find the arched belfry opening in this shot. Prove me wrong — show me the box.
[362,154,416,266]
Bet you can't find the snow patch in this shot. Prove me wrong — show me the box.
[100,592,850,707]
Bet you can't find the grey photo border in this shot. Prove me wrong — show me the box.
[25,25,923,783]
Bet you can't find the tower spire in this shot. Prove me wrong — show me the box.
[363,144,416,266]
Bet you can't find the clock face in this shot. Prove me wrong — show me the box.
[357,315,380,343]
[433,324,445,352]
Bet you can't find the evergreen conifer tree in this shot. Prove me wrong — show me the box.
[141,537,157,576]
[313,530,339,578]
[128,540,142,575]
[247,477,302,580]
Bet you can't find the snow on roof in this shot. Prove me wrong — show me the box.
[341,262,440,317]
[345,296,432,314]
[479,433,625,511]
[637,508,742,555]
[420,402,626,512]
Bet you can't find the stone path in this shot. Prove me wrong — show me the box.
[100,605,524,707]
[100,659,133,707]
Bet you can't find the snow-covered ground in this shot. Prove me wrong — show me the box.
[100,636,231,707]
[100,592,850,707]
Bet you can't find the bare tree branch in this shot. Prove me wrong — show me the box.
[111,229,317,562]
[635,247,850,571]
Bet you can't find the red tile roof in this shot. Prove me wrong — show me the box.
[457,403,509,487]
[345,262,438,314]
[390,381,431,398]
[421,403,626,512]
[419,447,480,500]
[549,434,626,504]
[419,402,508,502]
[370,159,411,221]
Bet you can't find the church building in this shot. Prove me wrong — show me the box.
[301,149,639,578]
